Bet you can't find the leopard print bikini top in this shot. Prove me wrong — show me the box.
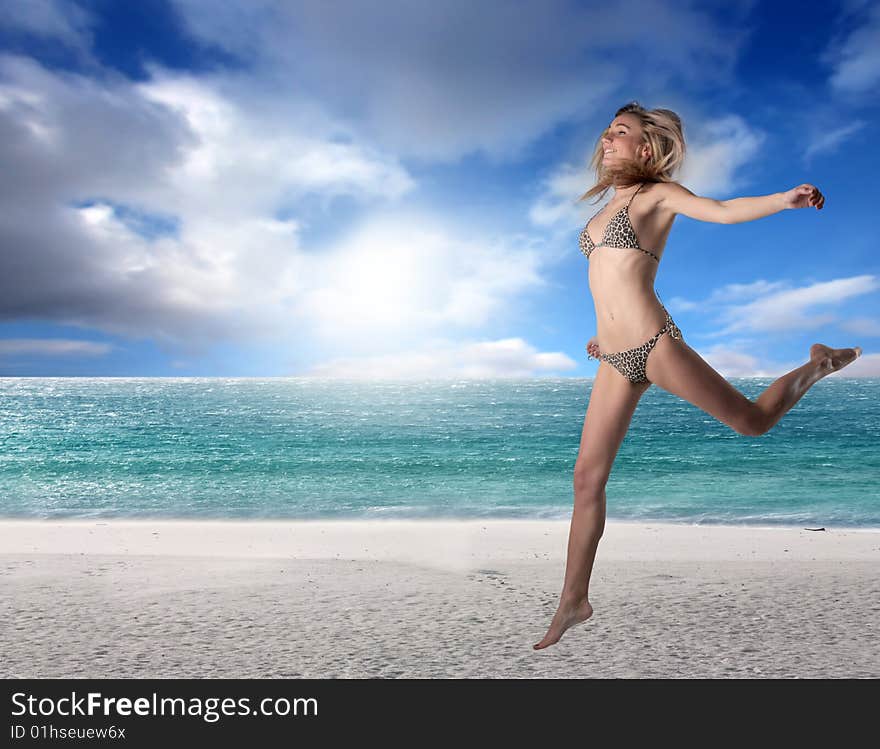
[578,182,660,262]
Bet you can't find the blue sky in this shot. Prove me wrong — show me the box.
[0,0,878,378]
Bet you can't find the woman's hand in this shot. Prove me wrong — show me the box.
[782,183,825,210]
[586,336,602,360]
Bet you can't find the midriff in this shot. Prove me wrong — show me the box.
[588,246,667,353]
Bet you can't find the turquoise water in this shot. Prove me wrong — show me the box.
[0,377,877,527]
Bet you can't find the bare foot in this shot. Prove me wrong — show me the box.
[533,598,593,650]
[810,343,862,376]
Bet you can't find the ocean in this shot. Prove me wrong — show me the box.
[0,377,877,527]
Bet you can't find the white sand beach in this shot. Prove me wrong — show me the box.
[2,519,878,678]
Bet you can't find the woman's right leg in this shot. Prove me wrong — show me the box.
[533,360,650,650]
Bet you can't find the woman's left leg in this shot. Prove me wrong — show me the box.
[645,336,862,436]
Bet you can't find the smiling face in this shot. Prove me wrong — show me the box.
[601,113,650,166]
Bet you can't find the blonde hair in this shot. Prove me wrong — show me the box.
[577,101,686,204]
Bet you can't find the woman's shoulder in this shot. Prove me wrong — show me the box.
[645,179,683,195]
[649,181,728,223]
[645,180,688,209]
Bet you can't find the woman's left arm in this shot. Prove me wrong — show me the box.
[722,183,825,224]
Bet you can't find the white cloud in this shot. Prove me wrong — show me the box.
[710,275,880,335]
[834,351,880,377]
[695,343,875,378]
[0,0,94,52]
[706,279,790,304]
[0,45,568,374]
[290,211,548,352]
[173,0,615,164]
[669,276,879,378]
[0,338,112,357]
[822,0,880,95]
[530,161,597,229]
[0,54,557,365]
[839,317,880,336]
[698,344,799,378]
[62,197,551,357]
[666,296,700,312]
[804,120,868,161]
[172,0,754,164]
[303,337,576,379]
[134,67,416,212]
[675,114,766,196]
[0,57,510,345]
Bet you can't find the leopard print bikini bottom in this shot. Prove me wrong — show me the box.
[586,306,684,385]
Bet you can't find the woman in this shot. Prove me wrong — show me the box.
[533,101,862,651]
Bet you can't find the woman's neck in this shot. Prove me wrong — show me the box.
[611,181,641,199]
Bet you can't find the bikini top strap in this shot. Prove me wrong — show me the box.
[626,182,645,207]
